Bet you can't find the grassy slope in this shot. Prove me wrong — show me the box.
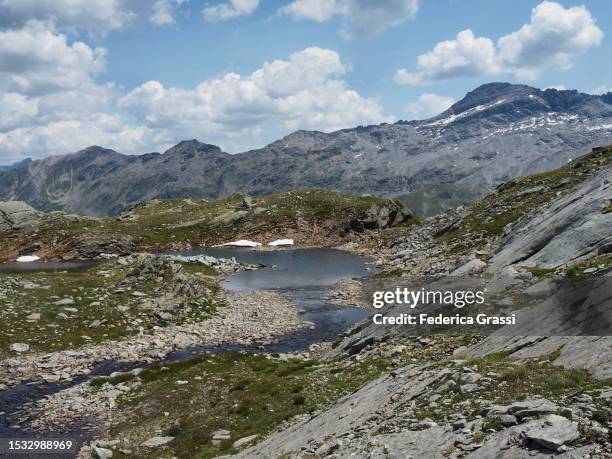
[438,145,611,252]
[0,261,220,357]
[0,189,408,262]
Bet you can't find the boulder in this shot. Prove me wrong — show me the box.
[487,414,518,427]
[9,343,29,352]
[232,435,258,448]
[0,201,39,233]
[525,414,579,451]
[92,446,113,459]
[140,436,174,448]
[486,398,558,420]
[351,201,411,232]
[451,258,487,276]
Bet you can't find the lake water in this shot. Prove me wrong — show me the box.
[168,248,375,352]
[0,260,101,274]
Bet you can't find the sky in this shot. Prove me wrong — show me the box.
[0,0,610,164]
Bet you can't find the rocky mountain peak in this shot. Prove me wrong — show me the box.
[163,139,225,156]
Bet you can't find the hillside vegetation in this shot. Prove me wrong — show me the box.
[0,189,412,262]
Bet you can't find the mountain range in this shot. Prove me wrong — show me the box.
[1,82,611,217]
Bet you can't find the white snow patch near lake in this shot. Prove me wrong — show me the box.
[16,255,40,262]
[220,240,261,247]
[268,239,294,247]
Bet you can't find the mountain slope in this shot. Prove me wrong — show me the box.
[1,83,611,216]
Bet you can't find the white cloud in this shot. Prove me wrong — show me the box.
[395,1,603,85]
[591,85,611,95]
[0,42,390,162]
[150,0,186,26]
[394,30,499,85]
[0,114,156,164]
[0,21,106,95]
[497,1,603,80]
[202,0,259,22]
[278,0,343,22]
[119,47,391,142]
[0,0,187,32]
[0,0,138,32]
[404,93,455,119]
[279,0,419,36]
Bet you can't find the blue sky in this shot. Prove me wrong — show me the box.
[0,0,610,163]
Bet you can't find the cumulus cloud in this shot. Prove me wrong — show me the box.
[394,30,498,85]
[150,0,186,26]
[0,42,390,161]
[0,0,137,32]
[497,1,603,79]
[395,1,603,85]
[202,0,259,22]
[119,47,391,139]
[0,21,107,95]
[278,0,419,36]
[0,21,161,162]
[404,93,455,119]
[0,0,187,32]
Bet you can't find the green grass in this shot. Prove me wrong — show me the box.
[413,352,611,425]
[435,146,612,255]
[0,189,414,263]
[103,337,467,458]
[0,259,220,356]
[106,352,390,458]
[525,267,557,278]
[565,254,612,278]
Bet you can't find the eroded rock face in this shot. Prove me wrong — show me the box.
[490,167,612,270]
[350,201,412,232]
[0,201,39,233]
[63,233,141,259]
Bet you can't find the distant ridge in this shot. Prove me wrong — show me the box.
[0,83,611,217]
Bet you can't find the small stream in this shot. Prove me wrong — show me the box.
[0,249,375,453]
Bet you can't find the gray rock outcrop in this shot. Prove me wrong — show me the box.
[0,200,39,233]
[490,167,612,270]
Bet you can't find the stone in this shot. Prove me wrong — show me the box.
[524,279,557,299]
[460,384,479,394]
[0,201,39,233]
[491,167,612,269]
[140,436,174,448]
[451,259,487,276]
[240,194,253,209]
[9,343,29,352]
[89,320,102,329]
[232,435,258,448]
[26,313,41,320]
[415,419,438,429]
[486,398,558,420]
[92,446,113,459]
[212,429,232,446]
[55,298,74,305]
[460,373,482,384]
[212,429,231,439]
[487,414,518,427]
[525,414,579,451]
